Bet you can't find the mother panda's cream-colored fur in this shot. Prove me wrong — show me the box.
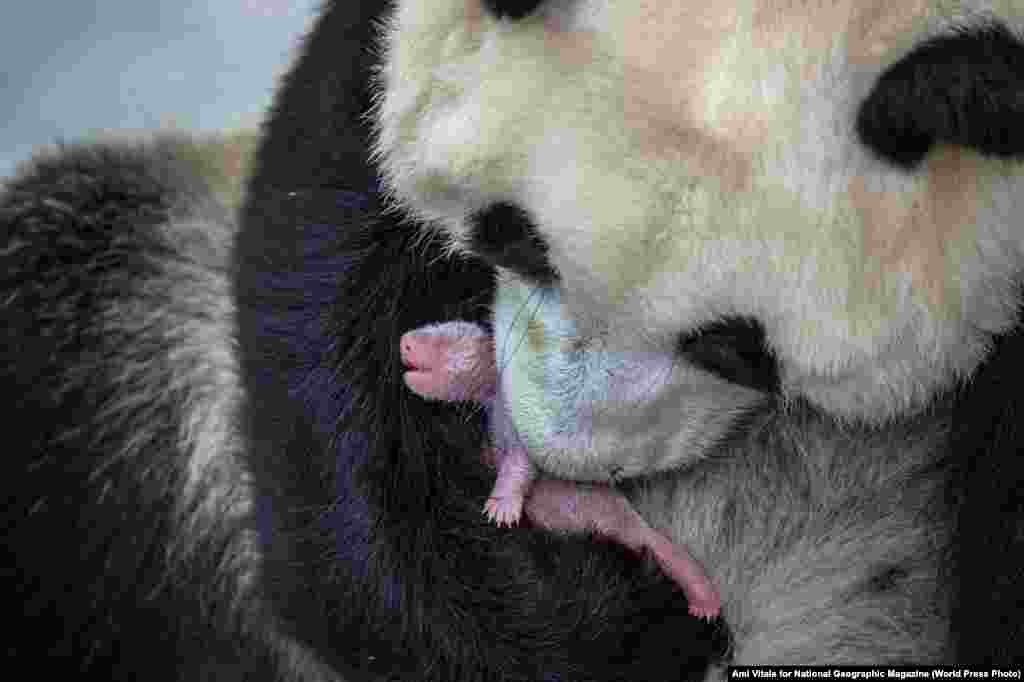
[376,0,1024,423]
[375,0,1024,665]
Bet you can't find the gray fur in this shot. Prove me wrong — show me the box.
[639,405,953,666]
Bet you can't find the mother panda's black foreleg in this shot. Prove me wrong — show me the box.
[949,319,1024,663]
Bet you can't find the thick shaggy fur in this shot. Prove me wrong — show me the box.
[1,140,267,677]
[4,1,1024,680]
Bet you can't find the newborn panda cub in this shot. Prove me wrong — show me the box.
[400,320,721,620]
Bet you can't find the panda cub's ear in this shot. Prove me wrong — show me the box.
[857,23,1024,169]
[481,0,545,20]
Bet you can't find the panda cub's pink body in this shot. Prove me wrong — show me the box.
[400,321,720,620]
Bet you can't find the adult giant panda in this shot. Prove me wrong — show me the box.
[3,0,1024,679]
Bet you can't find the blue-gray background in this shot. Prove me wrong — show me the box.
[1,0,322,177]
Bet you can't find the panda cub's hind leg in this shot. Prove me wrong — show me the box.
[525,479,721,620]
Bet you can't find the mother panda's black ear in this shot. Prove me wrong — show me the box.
[856,23,1024,169]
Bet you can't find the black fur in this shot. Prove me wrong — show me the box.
[677,318,780,393]
[2,140,277,679]
[481,0,545,20]
[857,22,1024,168]
[949,316,1024,662]
[469,202,559,285]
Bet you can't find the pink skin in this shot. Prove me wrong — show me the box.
[400,322,721,620]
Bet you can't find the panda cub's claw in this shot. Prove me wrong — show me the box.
[687,603,720,621]
[483,496,524,527]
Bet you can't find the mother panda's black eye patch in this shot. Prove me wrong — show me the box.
[481,0,545,20]
[857,22,1024,169]
[677,318,780,393]
[469,202,559,284]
